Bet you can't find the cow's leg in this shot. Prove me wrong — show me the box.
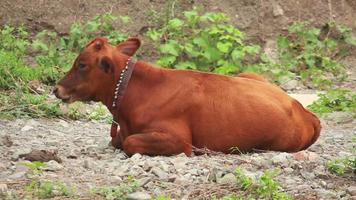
[110,129,123,149]
[123,132,192,156]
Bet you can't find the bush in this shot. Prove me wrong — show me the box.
[147,8,260,74]
[253,22,356,87]
[307,88,356,114]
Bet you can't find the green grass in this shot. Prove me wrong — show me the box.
[93,176,138,200]
[0,9,355,119]
[25,179,75,199]
[307,88,356,115]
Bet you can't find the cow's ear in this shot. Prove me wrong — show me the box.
[116,37,141,56]
[99,56,114,73]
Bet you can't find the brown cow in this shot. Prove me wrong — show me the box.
[53,37,321,156]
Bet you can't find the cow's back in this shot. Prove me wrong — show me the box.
[178,71,320,152]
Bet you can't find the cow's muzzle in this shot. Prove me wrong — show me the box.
[52,85,71,103]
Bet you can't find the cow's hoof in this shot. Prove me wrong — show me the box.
[109,137,122,149]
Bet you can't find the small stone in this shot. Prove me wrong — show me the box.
[41,160,63,171]
[151,167,168,180]
[272,153,291,166]
[217,173,236,184]
[83,160,91,169]
[130,153,142,161]
[171,156,188,170]
[320,181,327,187]
[325,112,353,124]
[281,80,299,91]
[293,151,318,161]
[21,125,34,132]
[58,119,69,127]
[1,135,13,147]
[67,149,80,159]
[0,183,8,193]
[347,186,356,196]
[284,167,294,174]
[316,189,337,199]
[137,177,151,187]
[272,3,284,17]
[300,171,315,180]
[126,191,151,200]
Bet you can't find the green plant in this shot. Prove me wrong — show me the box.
[25,179,74,199]
[147,9,260,74]
[88,103,112,123]
[18,161,46,175]
[307,88,356,115]
[273,22,354,88]
[327,156,356,176]
[219,167,292,200]
[0,88,62,119]
[94,176,139,200]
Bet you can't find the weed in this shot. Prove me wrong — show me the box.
[94,176,139,200]
[147,8,260,74]
[25,179,74,199]
[327,156,356,176]
[18,161,46,175]
[307,88,356,115]
[218,167,292,200]
[263,22,355,88]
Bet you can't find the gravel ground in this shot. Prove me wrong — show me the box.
[0,117,355,200]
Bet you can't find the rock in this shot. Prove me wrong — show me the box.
[171,156,188,170]
[41,160,63,171]
[19,149,62,163]
[130,153,142,161]
[325,112,354,124]
[217,173,236,184]
[58,119,69,127]
[283,167,294,174]
[293,151,319,161]
[314,165,327,179]
[300,171,315,180]
[11,148,32,161]
[316,189,337,199]
[137,177,151,187]
[0,183,7,193]
[83,160,92,169]
[272,153,291,166]
[126,191,151,200]
[281,80,299,91]
[7,165,30,180]
[21,125,34,132]
[272,3,284,17]
[347,186,356,196]
[67,149,80,159]
[151,167,168,180]
[1,135,13,147]
[263,39,278,62]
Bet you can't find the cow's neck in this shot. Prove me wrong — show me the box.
[101,57,161,120]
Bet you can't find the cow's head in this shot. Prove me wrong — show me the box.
[53,37,140,104]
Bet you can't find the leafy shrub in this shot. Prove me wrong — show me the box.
[219,167,292,200]
[147,9,260,74]
[0,88,62,119]
[327,156,356,176]
[25,180,74,199]
[307,88,356,114]
[94,176,138,200]
[32,13,130,85]
[0,26,36,89]
[260,22,355,88]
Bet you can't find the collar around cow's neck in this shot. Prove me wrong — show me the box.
[110,57,136,138]
[111,57,136,109]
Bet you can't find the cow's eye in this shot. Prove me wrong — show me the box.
[78,62,86,70]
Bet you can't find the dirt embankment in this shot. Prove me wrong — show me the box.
[1,0,355,45]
